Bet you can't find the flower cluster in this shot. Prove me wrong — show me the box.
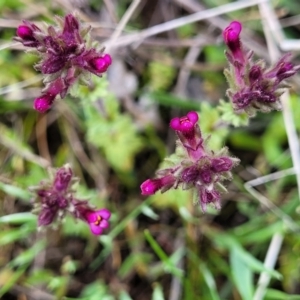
[140,112,239,211]
[15,14,112,113]
[30,165,111,235]
[223,21,300,116]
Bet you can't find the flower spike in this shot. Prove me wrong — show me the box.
[15,13,112,112]
[31,165,111,235]
[223,21,300,116]
[141,112,239,211]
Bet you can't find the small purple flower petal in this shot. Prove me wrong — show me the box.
[97,208,111,220]
[89,224,103,235]
[99,219,109,229]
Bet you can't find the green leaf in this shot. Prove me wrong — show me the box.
[144,229,184,279]
[141,206,159,220]
[80,281,114,300]
[0,266,27,297]
[149,91,199,110]
[199,102,229,150]
[218,99,249,127]
[25,269,54,286]
[9,240,46,267]
[0,212,37,225]
[209,233,282,280]
[0,182,31,201]
[264,289,300,300]
[79,76,143,174]
[204,45,227,64]
[119,291,133,300]
[152,283,165,300]
[148,60,176,92]
[118,252,152,279]
[230,247,254,300]
[199,262,221,300]
[0,225,36,245]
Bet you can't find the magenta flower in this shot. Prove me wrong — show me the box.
[15,14,112,113]
[141,112,239,211]
[141,175,176,195]
[82,209,111,235]
[16,21,41,47]
[223,21,300,116]
[170,111,205,161]
[223,21,244,66]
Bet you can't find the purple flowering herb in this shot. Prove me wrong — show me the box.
[223,21,300,116]
[30,165,111,235]
[15,14,112,113]
[140,112,240,212]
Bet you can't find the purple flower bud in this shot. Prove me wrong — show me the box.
[199,189,220,212]
[249,65,262,84]
[223,21,241,46]
[223,22,242,53]
[89,54,112,73]
[16,23,41,47]
[54,166,73,192]
[47,77,68,98]
[140,179,162,195]
[211,157,233,173]
[171,111,205,161]
[140,175,176,195]
[38,207,57,226]
[199,168,212,184]
[33,93,55,113]
[17,25,34,40]
[62,14,79,36]
[181,166,199,183]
